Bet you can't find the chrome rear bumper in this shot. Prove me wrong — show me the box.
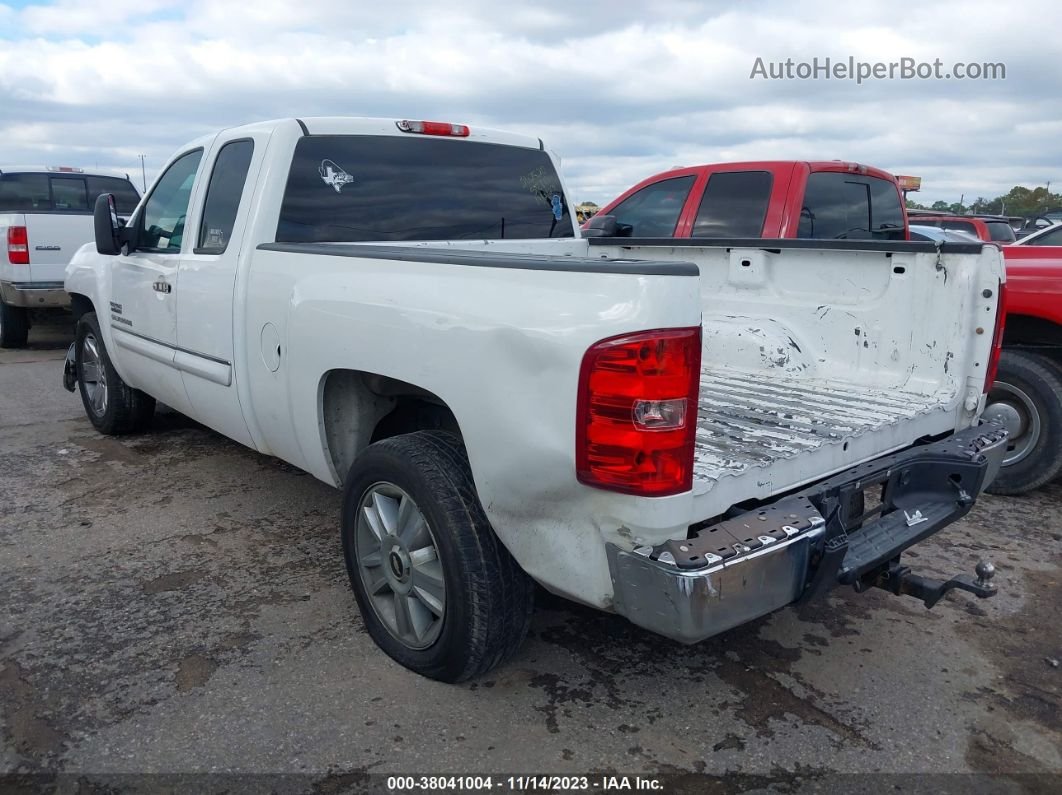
[0,281,69,308]
[607,422,1008,644]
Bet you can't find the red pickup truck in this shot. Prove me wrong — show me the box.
[585,160,908,240]
[588,161,1060,494]
[984,246,1062,493]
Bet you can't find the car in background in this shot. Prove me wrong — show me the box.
[907,214,1017,244]
[1009,222,1062,246]
[0,166,141,347]
[584,160,908,240]
[908,224,983,243]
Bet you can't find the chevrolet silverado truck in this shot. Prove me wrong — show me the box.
[981,245,1062,493]
[63,118,1006,681]
[0,166,140,347]
[584,160,909,241]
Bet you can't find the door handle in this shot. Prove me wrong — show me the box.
[152,281,172,294]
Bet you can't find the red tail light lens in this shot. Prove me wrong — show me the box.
[984,279,1007,392]
[6,226,29,265]
[577,327,702,496]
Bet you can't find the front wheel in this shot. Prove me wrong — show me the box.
[75,312,156,435]
[983,350,1062,495]
[341,431,534,682]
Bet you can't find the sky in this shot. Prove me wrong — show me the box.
[0,0,1059,206]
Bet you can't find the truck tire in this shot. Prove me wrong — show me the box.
[983,350,1062,495]
[0,299,29,348]
[75,312,156,435]
[341,431,534,682]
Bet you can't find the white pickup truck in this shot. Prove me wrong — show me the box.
[0,166,140,347]
[63,117,1008,682]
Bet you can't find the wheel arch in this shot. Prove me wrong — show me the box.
[319,369,463,486]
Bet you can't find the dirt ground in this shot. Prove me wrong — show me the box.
[1,316,1059,793]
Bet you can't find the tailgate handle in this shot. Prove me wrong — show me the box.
[152,281,172,294]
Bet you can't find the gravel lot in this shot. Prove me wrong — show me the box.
[2,316,1060,793]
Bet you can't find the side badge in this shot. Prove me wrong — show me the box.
[319,159,354,193]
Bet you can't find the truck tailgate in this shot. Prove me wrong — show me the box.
[588,239,1005,513]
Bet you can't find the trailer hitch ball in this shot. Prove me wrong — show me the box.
[975,560,995,588]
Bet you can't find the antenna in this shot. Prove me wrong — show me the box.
[139,154,147,192]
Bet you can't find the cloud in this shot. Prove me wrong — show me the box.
[1,0,1059,205]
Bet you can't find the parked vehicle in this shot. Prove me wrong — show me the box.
[1009,222,1062,246]
[64,118,1006,681]
[0,166,140,347]
[981,245,1062,493]
[585,161,908,240]
[907,215,1017,244]
[908,224,982,243]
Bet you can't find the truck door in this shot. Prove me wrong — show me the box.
[175,135,266,448]
[108,149,204,415]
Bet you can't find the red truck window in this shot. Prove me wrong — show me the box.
[692,171,772,237]
[797,172,905,240]
[607,175,695,237]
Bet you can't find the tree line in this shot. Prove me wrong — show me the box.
[906,185,1062,218]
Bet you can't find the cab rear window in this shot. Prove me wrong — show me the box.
[0,173,140,214]
[797,172,906,240]
[276,136,574,242]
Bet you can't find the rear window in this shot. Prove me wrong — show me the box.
[276,136,573,242]
[0,172,140,214]
[692,171,772,237]
[984,221,1016,243]
[797,172,906,240]
[940,220,978,236]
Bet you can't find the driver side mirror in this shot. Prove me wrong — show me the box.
[581,214,631,238]
[93,193,125,255]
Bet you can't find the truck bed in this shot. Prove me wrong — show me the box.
[694,366,944,491]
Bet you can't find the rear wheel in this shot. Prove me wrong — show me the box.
[983,350,1062,495]
[341,431,534,682]
[0,299,29,348]
[75,312,156,435]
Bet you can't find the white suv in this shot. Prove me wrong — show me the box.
[0,166,140,347]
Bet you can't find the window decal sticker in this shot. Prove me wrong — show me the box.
[550,193,564,221]
[319,159,354,193]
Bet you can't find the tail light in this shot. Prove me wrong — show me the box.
[576,327,702,496]
[984,280,1007,392]
[6,226,29,265]
[395,120,470,137]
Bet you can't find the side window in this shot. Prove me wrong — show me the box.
[608,176,695,237]
[1029,226,1062,246]
[196,140,254,254]
[50,177,89,211]
[137,150,203,253]
[692,171,772,237]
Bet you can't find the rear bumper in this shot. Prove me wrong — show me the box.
[0,280,69,308]
[606,422,1008,643]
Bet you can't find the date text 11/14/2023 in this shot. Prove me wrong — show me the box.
[386,775,664,791]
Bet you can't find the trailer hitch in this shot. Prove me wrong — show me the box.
[859,560,997,609]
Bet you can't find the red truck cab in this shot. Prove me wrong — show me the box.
[588,160,908,240]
